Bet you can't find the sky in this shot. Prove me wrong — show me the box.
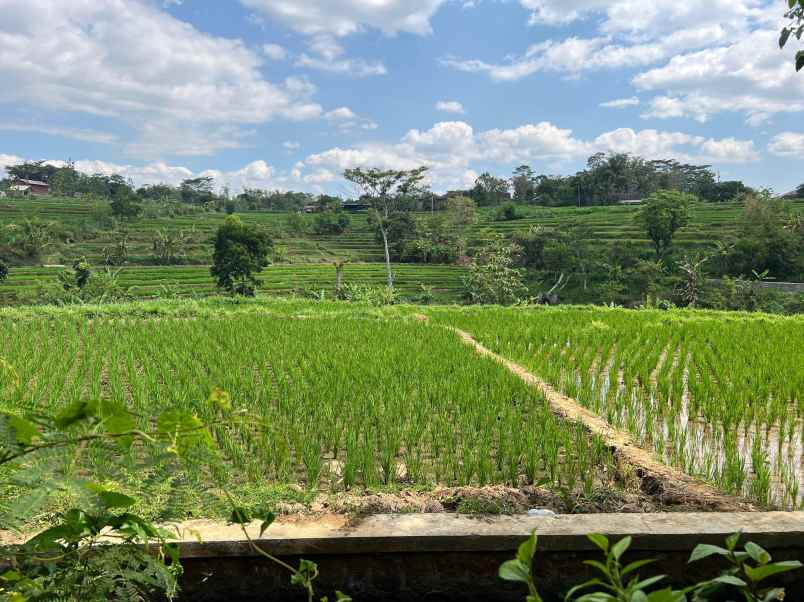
[0,0,802,195]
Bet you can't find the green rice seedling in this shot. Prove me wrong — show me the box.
[429,305,804,509]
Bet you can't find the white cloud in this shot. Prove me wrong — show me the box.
[593,128,759,163]
[519,0,766,34]
[635,29,804,124]
[600,96,640,109]
[283,141,301,151]
[239,0,448,37]
[0,0,324,158]
[436,100,466,114]
[2,117,759,195]
[295,35,387,77]
[0,154,23,177]
[442,25,733,81]
[301,121,759,191]
[323,106,378,131]
[444,2,802,127]
[0,123,118,144]
[325,107,358,121]
[768,132,804,158]
[262,43,288,60]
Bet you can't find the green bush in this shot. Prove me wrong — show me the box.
[495,202,522,221]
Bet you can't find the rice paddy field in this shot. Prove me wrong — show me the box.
[430,306,804,509]
[1,298,802,523]
[4,196,802,267]
[0,263,466,304]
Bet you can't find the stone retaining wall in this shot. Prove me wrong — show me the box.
[174,512,804,601]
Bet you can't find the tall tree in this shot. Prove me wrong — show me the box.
[211,215,272,296]
[180,177,216,205]
[471,172,510,206]
[343,166,428,288]
[511,165,536,204]
[639,190,694,258]
[6,161,60,183]
[780,0,804,72]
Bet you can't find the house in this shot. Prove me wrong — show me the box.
[609,192,643,205]
[9,178,50,196]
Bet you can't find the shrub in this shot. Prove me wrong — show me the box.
[495,202,522,221]
[339,284,398,306]
[313,210,351,235]
[462,235,528,305]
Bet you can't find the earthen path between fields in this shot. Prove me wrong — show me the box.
[414,314,755,512]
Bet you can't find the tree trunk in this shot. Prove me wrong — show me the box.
[335,262,343,295]
[380,227,394,289]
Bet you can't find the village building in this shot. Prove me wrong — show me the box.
[9,178,50,196]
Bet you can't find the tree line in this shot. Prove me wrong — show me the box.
[461,153,750,207]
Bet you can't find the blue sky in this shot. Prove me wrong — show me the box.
[1,0,802,194]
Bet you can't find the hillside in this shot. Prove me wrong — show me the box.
[1,195,802,304]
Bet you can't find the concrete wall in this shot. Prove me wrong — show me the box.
[174,512,804,601]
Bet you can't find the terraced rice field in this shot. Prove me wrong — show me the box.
[4,196,802,267]
[0,263,466,304]
[431,306,804,509]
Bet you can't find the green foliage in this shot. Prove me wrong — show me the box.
[0,259,7,283]
[1,218,57,260]
[462,235,528,304]
[59,257,92,291]
[0,398,210,600]
[675,254,708,308]
[780,0,804,72]
[495,202,522,222]
[211,215,273,296]
[313,209,351,235]
[512,165,537,204]
[502,532,801,602]
[180,177,216,205]
[639,190,694,257]
[445,195,478,227]
[368,211,418,260]
[722,191,804,281]
[471,172,511,206]
[344,166,429,288]
[402,213,465,264]
[152,227,194,265]
[564,534,682,601]
[499,531,544,602]
[0,384,345,602]
[688,533,802,602]
[339,283,399,305]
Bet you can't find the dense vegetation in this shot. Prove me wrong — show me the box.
[0,156,802,313]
